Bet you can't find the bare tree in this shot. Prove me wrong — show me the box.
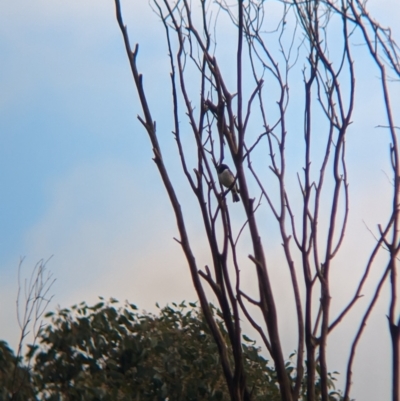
[10,258,55,400]
[114,1,399,400]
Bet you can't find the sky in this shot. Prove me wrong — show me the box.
[0,0,399,400]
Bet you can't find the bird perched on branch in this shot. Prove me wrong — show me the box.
[217,164,240,202]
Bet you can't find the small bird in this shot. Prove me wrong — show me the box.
[217,163,240,202]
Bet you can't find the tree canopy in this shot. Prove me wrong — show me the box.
[1,299,343,400]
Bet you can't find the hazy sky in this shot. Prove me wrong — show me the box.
[0,1,399,400]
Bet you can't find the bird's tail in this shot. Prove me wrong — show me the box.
[232,192,240,202]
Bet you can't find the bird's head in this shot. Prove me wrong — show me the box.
[217,164,229,174]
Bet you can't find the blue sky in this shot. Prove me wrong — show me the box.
[1,0,399,400]
[0,0,195,343]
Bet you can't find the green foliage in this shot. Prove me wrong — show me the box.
[285,353,345,401]
[0,300,345,400]
[0,340,36,400]
[29,299,282,401]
